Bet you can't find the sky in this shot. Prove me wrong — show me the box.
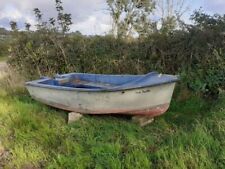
[0,0,224,35]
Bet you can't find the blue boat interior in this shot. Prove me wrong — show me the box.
[40,74,142,89]
[28,72,179,91]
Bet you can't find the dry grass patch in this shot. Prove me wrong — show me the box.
[0,66,25,93]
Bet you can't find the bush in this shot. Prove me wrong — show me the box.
[0,40,9,58]
[7,9,225,98]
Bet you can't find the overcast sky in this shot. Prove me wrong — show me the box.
[0,0,224,35]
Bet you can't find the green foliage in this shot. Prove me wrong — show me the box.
[0,27,10,58]
[0,40,10,58]
[0,42,8,58]
[7,4,225,97]
[0,27,10,35]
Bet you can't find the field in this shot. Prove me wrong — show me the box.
[0,70,225,168]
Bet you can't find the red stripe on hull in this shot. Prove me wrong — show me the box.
[126,103,170,117]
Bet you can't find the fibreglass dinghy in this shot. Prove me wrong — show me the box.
[26,72,178,117]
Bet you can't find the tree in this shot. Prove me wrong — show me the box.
[25,23,31,31]
[33,8,46,30]
[71,30,82,36]
[9,21,18,31]
[155,0,189,33]
[190,9,225,31]
[0,27,10,35]
[107,0,155,38]
[55,0,73,34]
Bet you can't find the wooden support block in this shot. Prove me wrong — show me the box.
[132,116,154,126]
[68,112,83,124]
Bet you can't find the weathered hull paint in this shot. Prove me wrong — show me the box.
[26,82,176,117]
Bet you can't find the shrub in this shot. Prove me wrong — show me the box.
[7,8,225,98]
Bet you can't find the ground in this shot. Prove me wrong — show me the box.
[0,62,225,169]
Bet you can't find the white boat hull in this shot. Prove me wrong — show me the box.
[26,82,176,117]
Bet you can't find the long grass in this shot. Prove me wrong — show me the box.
[0,56,7,62]
[0,80,225,168]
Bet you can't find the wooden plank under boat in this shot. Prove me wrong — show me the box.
[25,72,179,117]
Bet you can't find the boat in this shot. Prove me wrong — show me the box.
[25,72,179,117]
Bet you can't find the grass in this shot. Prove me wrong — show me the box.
[0,56,7,62]
[0,84,225,168]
